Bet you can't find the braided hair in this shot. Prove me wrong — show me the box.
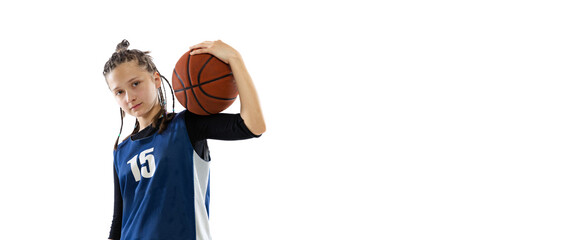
[103,39,176,150]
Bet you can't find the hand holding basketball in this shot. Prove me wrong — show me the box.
[189,40,240,64]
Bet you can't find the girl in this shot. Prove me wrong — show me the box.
[103,40,265,240]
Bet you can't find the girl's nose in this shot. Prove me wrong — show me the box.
[125,91,136,103]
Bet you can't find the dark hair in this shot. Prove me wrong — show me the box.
[103,39,176,150]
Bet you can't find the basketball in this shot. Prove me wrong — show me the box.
[172,51,238,115]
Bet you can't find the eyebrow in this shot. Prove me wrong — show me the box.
[111,77,139,92]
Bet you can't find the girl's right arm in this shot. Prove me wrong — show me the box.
[108,168,123,240]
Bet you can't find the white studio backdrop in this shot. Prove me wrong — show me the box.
[1,0,579,239]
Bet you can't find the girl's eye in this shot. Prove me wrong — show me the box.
[116,90,124,95]
[133,81,140,87]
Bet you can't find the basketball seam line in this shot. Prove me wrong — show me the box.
[188,54,211,115]
[173,72,234,99]
[174,69,188,110]
[197,57,237,101]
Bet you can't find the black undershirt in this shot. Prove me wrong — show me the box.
[108,111,260,239]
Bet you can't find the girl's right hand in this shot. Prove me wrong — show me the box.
[188,40,241,64]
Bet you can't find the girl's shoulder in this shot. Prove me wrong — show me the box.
[174,110,188,121]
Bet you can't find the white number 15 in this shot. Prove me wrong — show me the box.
[127,147,156,182]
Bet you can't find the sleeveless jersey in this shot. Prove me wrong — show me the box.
[114,111,211,240]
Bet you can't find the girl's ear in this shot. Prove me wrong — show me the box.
[154,72,162,89]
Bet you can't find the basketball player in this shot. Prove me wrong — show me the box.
[103,40,265,240]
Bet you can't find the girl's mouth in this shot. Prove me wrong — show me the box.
[131,103,142,110]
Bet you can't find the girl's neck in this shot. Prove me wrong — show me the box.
[137,104,162,131]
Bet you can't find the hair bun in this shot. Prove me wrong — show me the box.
[115,39,130,53]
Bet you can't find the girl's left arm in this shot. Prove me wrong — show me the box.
[190,40,266,135]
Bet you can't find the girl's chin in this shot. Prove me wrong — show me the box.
[128,109,151,118]
[124,103,158,118]
[123,109,142,118]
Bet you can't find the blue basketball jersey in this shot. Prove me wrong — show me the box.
[114,111,211,240]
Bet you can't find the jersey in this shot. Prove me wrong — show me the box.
[114,111,212,240]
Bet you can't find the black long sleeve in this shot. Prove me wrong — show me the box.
[184,111,261,141]
[108,167,123,239]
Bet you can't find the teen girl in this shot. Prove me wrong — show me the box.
[103,39,265,240]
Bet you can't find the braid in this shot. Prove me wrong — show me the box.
[161,74,176,113]
[114,108,125,151]
[156,74,176,134]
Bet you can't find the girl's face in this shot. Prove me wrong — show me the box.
[106,60,161,121]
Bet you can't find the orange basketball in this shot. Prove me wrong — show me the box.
[172,52,238,115]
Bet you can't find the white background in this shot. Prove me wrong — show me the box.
[1,0,579,239]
